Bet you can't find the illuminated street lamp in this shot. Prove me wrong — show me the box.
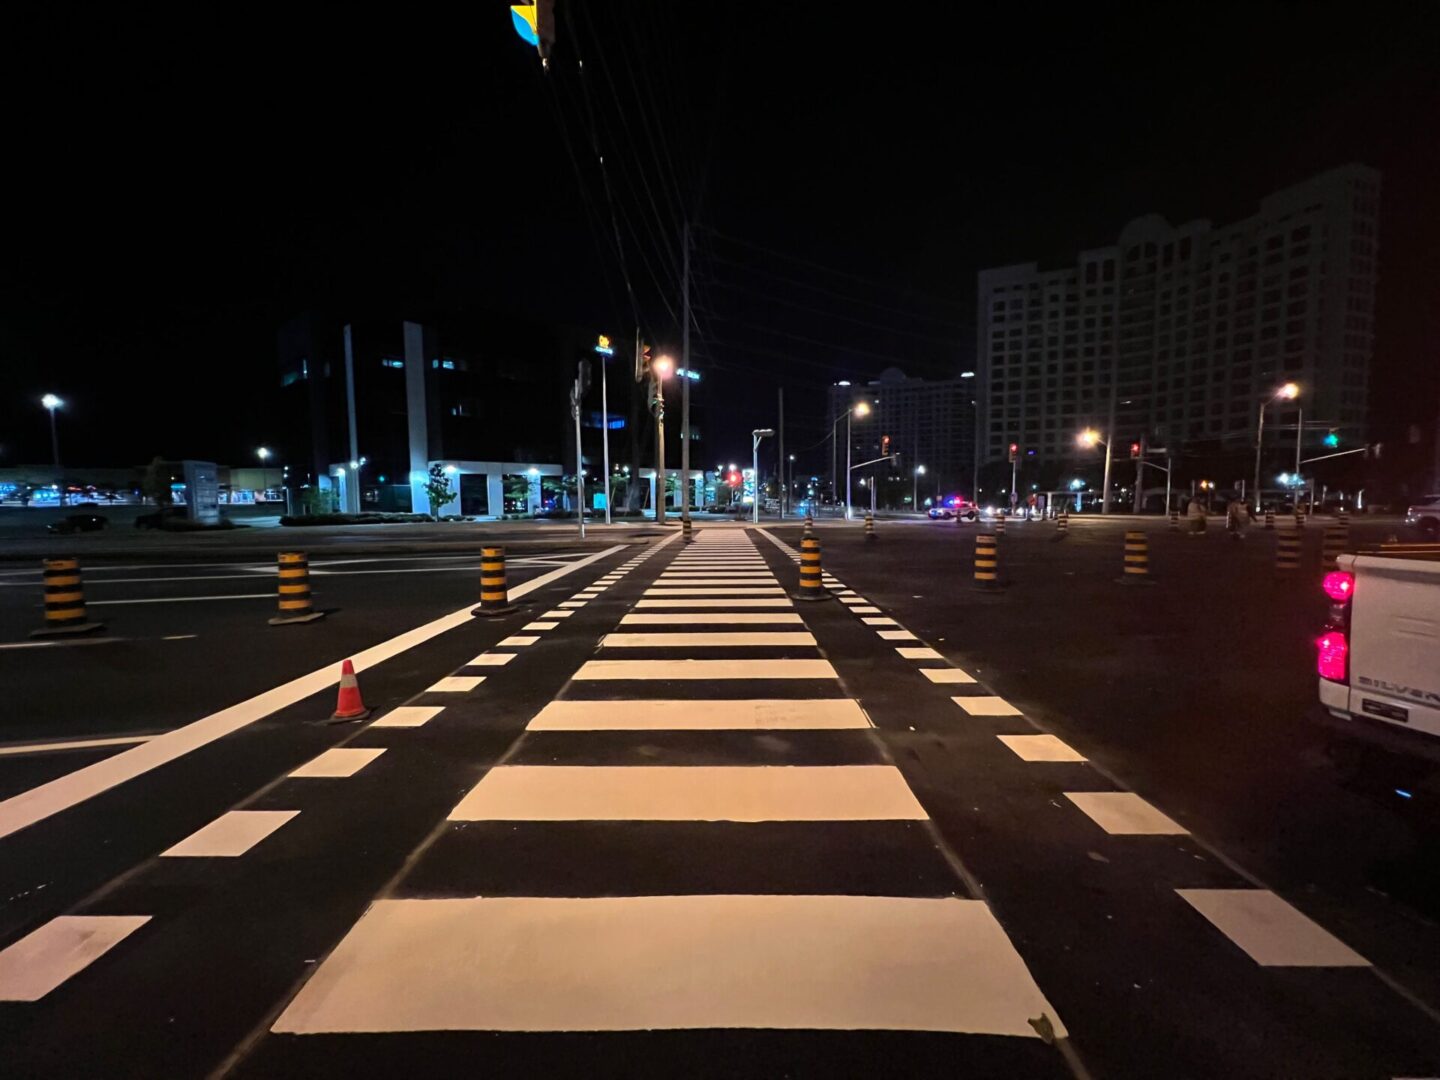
[651,355,673,522]
[41,394,64,504]
[257,446,271,462]
[752,429,775,524]
[831,399,871,520]
[913,464,926,510]
[1076,428,1114,514]
[1254,382,1300,513]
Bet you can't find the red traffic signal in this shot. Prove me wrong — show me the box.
[1008,443,1018,463]
[1129,442,1141,459]
[726,471,742,487]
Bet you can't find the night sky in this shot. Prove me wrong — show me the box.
[3,5,1437,473]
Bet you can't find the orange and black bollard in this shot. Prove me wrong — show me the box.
[269,552,325,626]
[1294,508,1307,529]
[803,511,814,539]
[864,511,876,543]
[1118,530,1155,585]
[1264,510,1275,530]
[793,537,832,601]
[1053,509,1069,542]
[682,517,694,544]
[973,533,1000,589]
[1275,528,1302,575]
[1321,523,1346,572]
[1169,510,1180,532]
[473,545,519,616]
[995,510,1007,537]
[32,557,105,637]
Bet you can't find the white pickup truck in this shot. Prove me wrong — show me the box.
[1318,547,1440,763]
[1406,494,1440,540]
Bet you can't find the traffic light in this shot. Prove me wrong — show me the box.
[1323,431,1340,448]
[1008,443,1018,463]
[881,435,891,457]
[1130,442,1141,459]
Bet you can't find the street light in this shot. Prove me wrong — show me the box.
[752,429,775,524]
[1077,428,1114,515]
[652,355,673,522]
[40,394,64,504]
[257,446,271,462]
[1254,382,1300,513]
[913,464,926,511]
[830,399,871,520]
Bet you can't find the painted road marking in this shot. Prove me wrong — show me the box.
[468,654,515,666]
[527,699,870,731]
[0,735,153,757]
[619,613,803,625]
[575,659,836,681]
[1176,890,1369,967]
[877,629,918,641]
[451,765,927,822]
[0,545,627,841]
[861,617,899,626]
[271,895,1063,1037]
[371,706,445,729]
[523,621,559,631]
[160,810,299,857]
[559,601,587,608]
[644,588,786,597]
[997,734,1087,762]
[498,636,540,647]
[897,647,944,661]
[852,606,882,614]
[541,610,575,619]
[288,748,387,779]
[0,916,151,1002]
[1065,792,1188,835]
[599,632,817,648]
[88,593,274,605]
[919,669,976,685]
[427,676,485,693]
[635,599,794,609]
[952,695,1021,716]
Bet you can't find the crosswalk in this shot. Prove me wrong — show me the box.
[271,528,1068,1049]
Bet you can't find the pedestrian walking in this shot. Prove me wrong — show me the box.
[1226,498,1248,540]
[1187,495,1207,536]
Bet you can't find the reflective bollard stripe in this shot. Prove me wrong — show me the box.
[474,545,519,616]
[271,552,325,625]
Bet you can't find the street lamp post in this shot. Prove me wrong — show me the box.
[652,356,673,523]
[787,454,796,514]
[844,400,871,521]
[41,394,63,505]
[1077,428,1111,513]
[752,429,775,524]
[913,464,926,511]
[1254,382,1300,514]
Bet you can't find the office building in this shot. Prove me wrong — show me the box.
[976,165,1379,472]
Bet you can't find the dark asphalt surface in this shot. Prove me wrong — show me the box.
[1,520,1438,1078]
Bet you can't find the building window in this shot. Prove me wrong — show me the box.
[381,359,404,370]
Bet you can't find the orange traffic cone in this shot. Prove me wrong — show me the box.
[329,659,371,722]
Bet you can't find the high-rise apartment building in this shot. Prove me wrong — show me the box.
[976,165,1379,470]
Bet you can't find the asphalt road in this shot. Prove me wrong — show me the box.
[1,520,1438,1078]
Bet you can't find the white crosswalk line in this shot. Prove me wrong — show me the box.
[527,699,869,730]
[599,632,817,648]
[575,659,836,680]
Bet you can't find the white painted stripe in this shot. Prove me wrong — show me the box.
[839,597,867,605]
[1064,792,1188,835]
[289,747,386,778]
[852,606,881,614]
[522,621,559,631]
[541,610,574,619]
[527,699,869,731]
[427,676,485,693]
[645,588,785,596]
[919,669,975,684]
[0,544,629,841]
[619,613,803,625]
[575,659,836,681]
[600,632,817,648]
[877,630,918,641]
[371,706,445,729]
[161,809,298,857]
[0,734,152,757]
[635,599,795,609]
[559,601,587,608]
[0,916,150,1002]
[996,734,1086,762]
[498,636,540,647]
[658,573,775,579]
[451,765,926,821]
[897,647,943,660]
[861,617,898,626]
[271,895,1064,1037]
[468,653,515,666]
[951,695,1020,716]
[1176,890,1369,967]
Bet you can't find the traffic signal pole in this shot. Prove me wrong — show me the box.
[680,221,691,525]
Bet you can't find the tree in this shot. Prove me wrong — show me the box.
[425,463,458,520]
[142,457,173,507]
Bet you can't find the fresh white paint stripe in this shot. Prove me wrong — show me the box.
[528,699,869,731]
[1176,890,1369,967]
[522,621,559,631]
[559,601,587,608]
[371,706,445,729]
[644,588,785,596]
[952,695,1021,716]
[498,636,540,647]
[575,659,835,681]
[920,669,975,684]
[427,676,485,693]
[0,734,153,757]
[852,606,882,614]
[635,599,794,609]
[1064,791,1188,835]
[289,747,386,779]
[541,610,574,619]
[619,613,803,625]
[271,895,1063,1037]
[997,734,1086,762]
[898,647,944,660]
[600,632,817,648]
[0,916,151,1002]
[839,597,867,605]
[877,630,918,641]
[451,765,926,821]
[161,809,299,857]
[0,545,628,841]
[861,617,898,626]
[468,653,515,666]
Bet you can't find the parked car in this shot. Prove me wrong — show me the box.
[928,498,978,521]
[1405,494,1440,539]
[47,512,108,534]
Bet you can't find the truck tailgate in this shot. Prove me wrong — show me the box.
[1345,553,1440,741]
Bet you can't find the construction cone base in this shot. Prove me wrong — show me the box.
[1115,576,1158,587]
[472,604,520,617]
[268,611,327,626]
[29,621,106,639]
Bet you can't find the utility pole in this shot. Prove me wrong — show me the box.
[654,373,666,523]
[777,387,786,517]
[680,221,691,525]
[570,363,586,540]
[1132,436,1146,514]
[1102,343,1119,513]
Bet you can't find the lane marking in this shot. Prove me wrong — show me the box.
[861,617,898,626]
[1176,890,1369,967]
[575,659,836,681]
[635,598,793,609]
[876,629,918,641]
[559,601,587,608]
[498,636,540,647]
[270,895,1064,1037]
[0,735,153,757]
[467,654,515,667]
[644,587,786,597]
[996,734,1086,762]
[451,765,928,821]
[371,707,445,729]
[160,809,299,857]
[599,632,817,648]
[527,698,870,731]
[851,605,881,614]
[897,647,943,660]
[1064,791,1188,835]
[541,610,575,619]
[0,915,151,1002]
[522,621,559,632]
[427,676,485,693]
[919,669,976,685]
[288,748,386,779]
[88,593,274,605]
[619,613,803,625]
[951,695,1021,716]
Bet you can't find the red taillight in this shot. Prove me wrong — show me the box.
[1317,630,1348,682]
[1322,572,1354,603]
